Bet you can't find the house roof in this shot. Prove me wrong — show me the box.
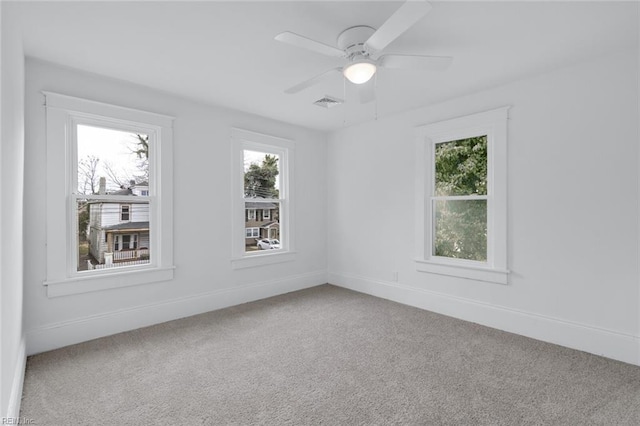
[261,221,279,229]
[104,221,149,231]
[245,202,277,209]
[109,188,134,196]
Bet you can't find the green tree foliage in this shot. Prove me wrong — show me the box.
[244,154,279,198]
[434,136,487,261]
[435,136,487,196]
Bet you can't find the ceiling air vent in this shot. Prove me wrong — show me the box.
[313,95,343,109]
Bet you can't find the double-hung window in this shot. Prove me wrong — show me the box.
[231,128,295,268]
[120,204,131,222]
[415,107,509,284]
[245,227,260,238]
[43,92,175,297]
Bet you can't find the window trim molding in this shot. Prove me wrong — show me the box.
[231,128,295,269]
[43,92,175,297]
[414,106,510,285]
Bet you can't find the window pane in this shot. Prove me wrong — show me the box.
[434,199,487,261]
[78,199,150,272]
[244,201,280,253]
[435,136,487,196]
[243,150,280,198]
[77,124,150,196]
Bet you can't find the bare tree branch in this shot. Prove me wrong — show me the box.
[102,161,129,190]
[78,155,100,194]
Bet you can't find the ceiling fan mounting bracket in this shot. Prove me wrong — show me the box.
[337,26,376,58]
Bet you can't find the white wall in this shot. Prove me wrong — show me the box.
[0,1,26,418]
[23,59,327,354]
[327,49,640,365]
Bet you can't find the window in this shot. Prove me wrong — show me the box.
[434,136,487,261]
[115,234,138,251]
[245,227,260,238]
[415,107,509,284]
[43,92,175,297]
[120,204,131,222]
[231,128,295,268]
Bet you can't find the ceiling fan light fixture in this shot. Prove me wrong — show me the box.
[343,59,377,84]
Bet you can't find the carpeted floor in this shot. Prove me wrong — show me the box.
[21,284,640,425]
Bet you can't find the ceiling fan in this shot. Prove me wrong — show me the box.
[274,0,452,103]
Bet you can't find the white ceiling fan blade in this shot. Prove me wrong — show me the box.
[284,67,342,94]
[379,54,452,71]
[364,0,432,53]
[275,31,345,58]
[358,79,376,104]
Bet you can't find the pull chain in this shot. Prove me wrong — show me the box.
[374,72,378,122]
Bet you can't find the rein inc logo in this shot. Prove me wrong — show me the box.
[2,418,34,425]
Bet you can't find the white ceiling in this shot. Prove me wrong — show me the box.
[10,1,639,132]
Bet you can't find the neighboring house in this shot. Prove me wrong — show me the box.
[245,201,279,247]
[131,181,149,196]
[88,181,150,264]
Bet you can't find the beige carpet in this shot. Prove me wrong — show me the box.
[21,284,640,425]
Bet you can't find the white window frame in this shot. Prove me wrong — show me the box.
[43,92,175,297]
[245,227,260,238]
[414,107,509,284]
[120,204,131,222]
[247,209,256,221]
[231,128,295,269]
[115,234,138,251]
[262,209,271,220]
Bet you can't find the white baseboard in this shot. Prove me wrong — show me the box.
[6,337,26,419]
[329,271,640,366]
[27,270,327,355]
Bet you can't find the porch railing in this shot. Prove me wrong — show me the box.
[112,248,149,262]
[88,259,150,270]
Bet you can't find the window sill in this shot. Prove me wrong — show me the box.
[44,266,175,298]
[415,259,509,285]
[231,251,297,269]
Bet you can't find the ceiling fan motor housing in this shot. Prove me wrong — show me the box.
[337,26,376,59]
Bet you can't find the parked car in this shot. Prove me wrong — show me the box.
[257,239,280,250]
